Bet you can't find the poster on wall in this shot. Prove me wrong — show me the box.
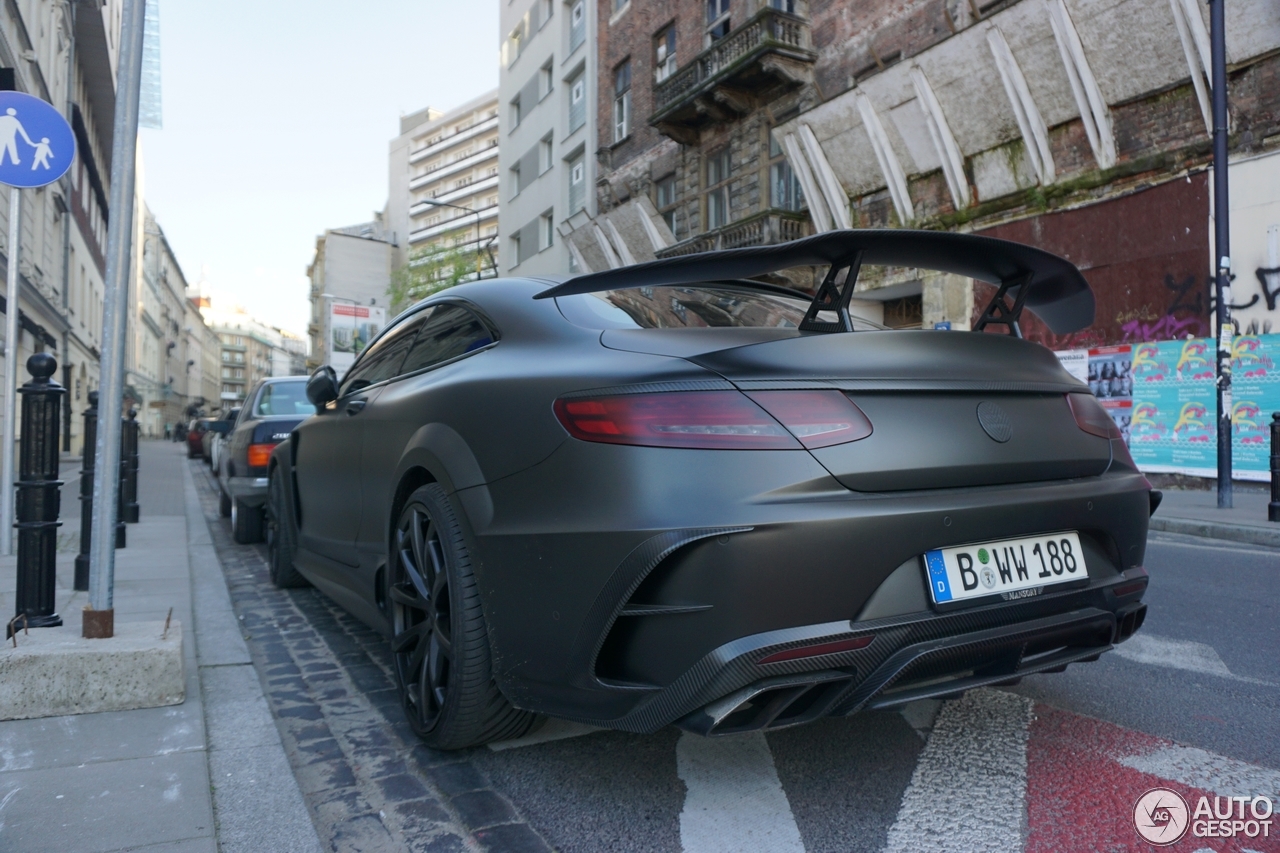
[1088,346,1132,440]
[1229,335,1280,476]
[328,303,385,375]
[1054,349,1089,385]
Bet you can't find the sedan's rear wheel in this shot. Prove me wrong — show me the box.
[390,483,537,749]
[266,469,308,588]
[231,498,264,544]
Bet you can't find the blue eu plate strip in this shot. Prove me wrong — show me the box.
[924,550,951,602]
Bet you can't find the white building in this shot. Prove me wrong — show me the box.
[498,0,598,277]
[388,94,500,282]
[306,221,395,370]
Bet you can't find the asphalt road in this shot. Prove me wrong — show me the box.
[196,458,1280,853]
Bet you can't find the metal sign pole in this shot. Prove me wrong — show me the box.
[85,0,147,636]
[1210,0,1232,509]
[0,188,20,556]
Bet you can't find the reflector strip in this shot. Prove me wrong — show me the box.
[756,635,874,665]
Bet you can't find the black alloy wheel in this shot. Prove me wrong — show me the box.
[391,498,455,735]
[389,483,538,749]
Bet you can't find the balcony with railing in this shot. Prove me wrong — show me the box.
[650,8,815,144]
[655,209,811,259]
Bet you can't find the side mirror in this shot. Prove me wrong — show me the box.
[306,366,339,408]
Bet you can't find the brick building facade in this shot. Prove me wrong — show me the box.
[572,0,1280,343]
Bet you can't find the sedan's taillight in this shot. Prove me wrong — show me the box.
[747,391,873,449]
[247,443,277,468]
[1067,393,1121,439]
[553,390,873,450]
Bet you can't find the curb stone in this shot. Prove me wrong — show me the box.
[1149,515,1280,548]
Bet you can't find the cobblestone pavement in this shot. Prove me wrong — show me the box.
[192,461,553,853]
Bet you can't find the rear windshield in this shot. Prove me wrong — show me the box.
[555,285,886,331]
[253,380,311,417]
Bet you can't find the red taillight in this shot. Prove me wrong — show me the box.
[247,443,277,467]
[554,392,799,449]
[757,635,874,665]
[1067,393,1121,439]
[747,391,873,449]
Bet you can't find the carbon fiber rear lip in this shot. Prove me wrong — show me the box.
[581,571,1142,734]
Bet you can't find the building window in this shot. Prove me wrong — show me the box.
[539,133,554,174]
[705,147,731,230]
[569,0,586,52]
[613,60,631,143]
[506,20,526,66]
[568,70,586,133]
[769,133,805,211]
[539,59,554,100]
[613,0,628,11]
[568,153,586,214]
[510,232,522,266]
[540,0,553,26]
[654,25,676,83]
[539,210,555,251]
[706,0,731,43]
[510,162,521,198]
[510,94,522,128]
[655,174,678,235]
[769,0,796,11]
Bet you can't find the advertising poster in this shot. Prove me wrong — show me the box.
[1087,346,1132,438]
[1054,349,1089,385]
[328,303,385,375]
[1230,335,1280,476]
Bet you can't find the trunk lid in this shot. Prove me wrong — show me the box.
[606,328,1112,491]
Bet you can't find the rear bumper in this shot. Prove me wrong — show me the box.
[599,567,1147,735]
[226,476,269,505]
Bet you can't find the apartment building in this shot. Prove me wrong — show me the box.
[305,220,395,370]
[388,93,501,285]
[498,0,601,276]
[0,0,122,454]
[584,0,1280,346]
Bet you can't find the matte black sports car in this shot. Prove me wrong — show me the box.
[267,230,1155,749]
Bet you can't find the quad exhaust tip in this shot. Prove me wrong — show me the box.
[1114,603,1147,643]
[677,670,855,737]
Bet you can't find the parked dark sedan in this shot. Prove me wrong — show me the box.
[266,230,1154,750]
[186,418,212,459]
[216,378,312,543]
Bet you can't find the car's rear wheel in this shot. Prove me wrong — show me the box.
[266,469,308,588]
[390,483,537,749]
[231,498,264,544]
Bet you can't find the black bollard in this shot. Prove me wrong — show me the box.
[1270,412,1279,523]
[122,408,140,523]
[115,421,127,548]
[73,391,99,591]
[10,353,64,635]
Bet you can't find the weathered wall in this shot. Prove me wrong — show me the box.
[973,174,1210,349]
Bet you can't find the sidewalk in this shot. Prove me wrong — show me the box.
[0,440,321,853]
[1150,486,1280,548]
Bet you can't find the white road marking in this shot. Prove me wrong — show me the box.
[677,730,805,853]
[486,717,602,751]
[882,689,1034,853]
[1112,634,1271,684]
[1119,744,1280,799]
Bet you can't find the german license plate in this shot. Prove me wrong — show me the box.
[923,531,1086,607]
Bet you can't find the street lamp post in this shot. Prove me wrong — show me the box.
[1210,0,1232,509]
[418,199,490,278]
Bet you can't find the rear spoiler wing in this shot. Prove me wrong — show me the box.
[534,229,1095,336]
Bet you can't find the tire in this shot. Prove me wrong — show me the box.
[389,483,538,749]
[219,489,231,518]
[232,498,264,544]
[266,469,308,588]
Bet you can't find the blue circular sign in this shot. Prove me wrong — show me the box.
[0,91,75,188]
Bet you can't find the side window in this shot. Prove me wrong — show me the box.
[339,314,426,396]
[399,305,495,376]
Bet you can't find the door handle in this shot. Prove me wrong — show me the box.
[345,399,367,416]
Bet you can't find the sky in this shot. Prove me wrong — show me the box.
[139,1,500,337]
